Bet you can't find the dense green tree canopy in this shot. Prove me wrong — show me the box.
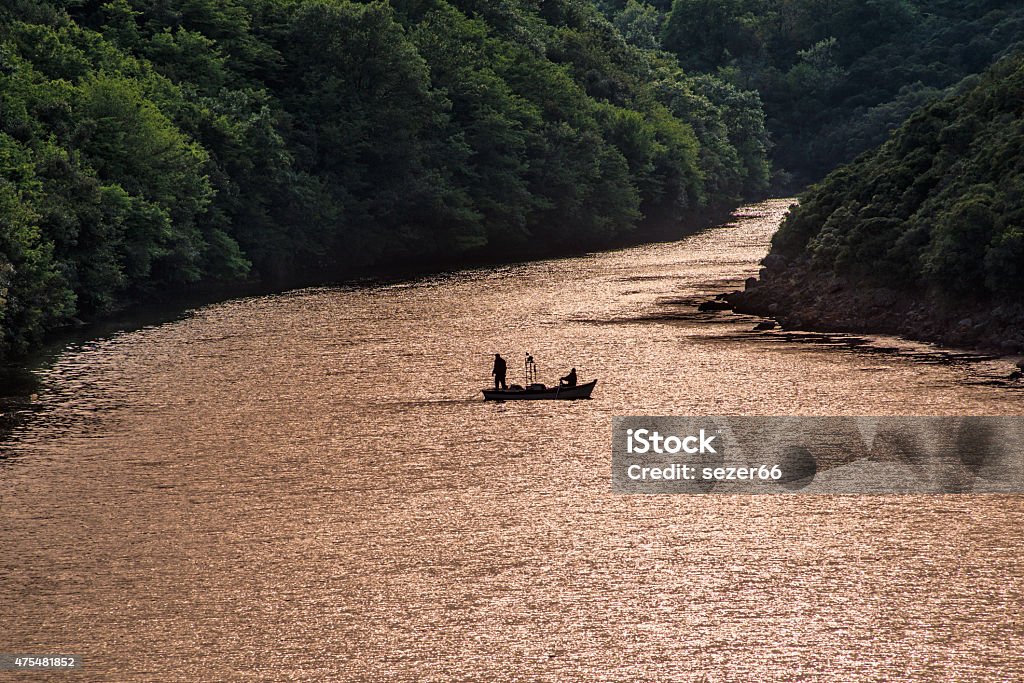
[6,0,1019,360]
[658,0,1024,184]
[771,54,1024,303]
[0,0,769,358]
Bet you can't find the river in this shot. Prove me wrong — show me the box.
[2,199,1023,681]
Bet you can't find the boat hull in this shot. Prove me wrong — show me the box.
[482,380,597,401]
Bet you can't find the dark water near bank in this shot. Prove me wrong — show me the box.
[2,199,1023,681]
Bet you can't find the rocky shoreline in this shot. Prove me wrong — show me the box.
[721,255,1024,357]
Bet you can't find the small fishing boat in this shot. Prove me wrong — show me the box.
[483,380,597,401]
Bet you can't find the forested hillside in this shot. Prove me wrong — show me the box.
[6,0,1022,362]
[599,0,1024,184]
[0,0,770,359]
[731,54,1024,352]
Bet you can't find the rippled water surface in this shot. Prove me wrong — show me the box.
[3,200,1024,681]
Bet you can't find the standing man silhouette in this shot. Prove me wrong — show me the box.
[492,353,508,390]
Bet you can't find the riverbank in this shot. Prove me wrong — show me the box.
[2,204,739,370]
[726,255,1024,356]
[723,56,1024,360]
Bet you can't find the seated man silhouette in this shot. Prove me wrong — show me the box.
[559,367,577,388]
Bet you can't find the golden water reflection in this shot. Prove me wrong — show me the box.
[2,200,1023,681]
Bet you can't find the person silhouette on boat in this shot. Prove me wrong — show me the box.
[492,353,508,390]
[559,367,577,388]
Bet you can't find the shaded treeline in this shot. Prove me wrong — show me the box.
[601,0,1024,185]
[732,54,1024,352]
[775,55,1024,305]
[0,0,770,358]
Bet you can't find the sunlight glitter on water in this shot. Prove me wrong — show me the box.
[2,199,1023,682]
